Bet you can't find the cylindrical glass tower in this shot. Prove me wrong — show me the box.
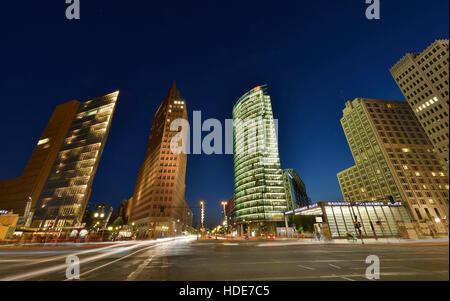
[232,85,287,236]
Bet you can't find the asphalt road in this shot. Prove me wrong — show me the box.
[0,236,448,281]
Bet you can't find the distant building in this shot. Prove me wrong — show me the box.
[282,169,311,210]
[129,82,190,238]
[232,85,288,236]
[180,199,193,231]
[226,195,236,227]
[337,98,449,222]
[0,92,118,230]
[118,196,133,224]
[390,40,449,167]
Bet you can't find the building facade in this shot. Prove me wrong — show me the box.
[0,101,80,218]
[284,201,414,239]
[282,168,310,210]
[390,40,449,167]
[129,82,190,238]
[32,91,119,228]
[118,196,133,224]
[226,195,236,227]
[232,85,287,236]
[337,98,449,223]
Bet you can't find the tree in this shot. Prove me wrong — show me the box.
[111,216,124,228]
[82,210,94,228]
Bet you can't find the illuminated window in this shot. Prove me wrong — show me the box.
[37,138,50,145]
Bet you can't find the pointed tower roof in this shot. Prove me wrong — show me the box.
[166,81,180,100]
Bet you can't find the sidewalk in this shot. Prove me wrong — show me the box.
[212,235,449,245]
[255,237,449,246]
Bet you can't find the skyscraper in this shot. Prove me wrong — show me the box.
[232,85,287,236]
[32,91,119,228]
[129,82,189,238]
[337,98,449,222]
[390,40,449,167]
[282,169,310,210]
[0,101,80,217]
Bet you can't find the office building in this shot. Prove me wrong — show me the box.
[337,98,449,223]
[232,85,287,236]
[0,92,118,229]
[129,82,189,238]
[226,195,236,227]
[32,91,119,228]
[282,168,311,210]
[390,40,449,166]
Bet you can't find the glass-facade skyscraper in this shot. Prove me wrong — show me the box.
[232,85,287,236]
[282,168,310,210]
[33,91,119,228]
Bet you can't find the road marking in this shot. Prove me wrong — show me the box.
[127,255,154,281]
[350,266,397,270]
[297,264,315,270]
[238,270,449,281]
[0,242,138,269]
[0,259,36,262]
[223,243,239,246]
[68,245,158,281]
[328,264,342,269]
[240,257,449,265]
[0,237,192,281]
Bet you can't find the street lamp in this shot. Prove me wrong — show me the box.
[221,201,227,226]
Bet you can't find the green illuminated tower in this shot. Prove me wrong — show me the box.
[232,85,287,236]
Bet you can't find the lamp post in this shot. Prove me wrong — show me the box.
[221,201,227,227]
[198,200,205,239]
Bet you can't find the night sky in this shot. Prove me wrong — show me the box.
[0,1,448,227]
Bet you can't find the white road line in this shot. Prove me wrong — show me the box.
[127,255,154,281]
[72,246,158,281]
[328,264,342,269]
[240,257,449,265]
[0,241,138,269]
[1,237,190,281]
[0,259,36,262]
[240,270,449,281]
[297,264,315,270]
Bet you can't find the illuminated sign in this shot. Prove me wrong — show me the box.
[293,203,319,213]
[327,202,351,206]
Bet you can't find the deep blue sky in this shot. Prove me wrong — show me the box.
[0,1,448,227]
